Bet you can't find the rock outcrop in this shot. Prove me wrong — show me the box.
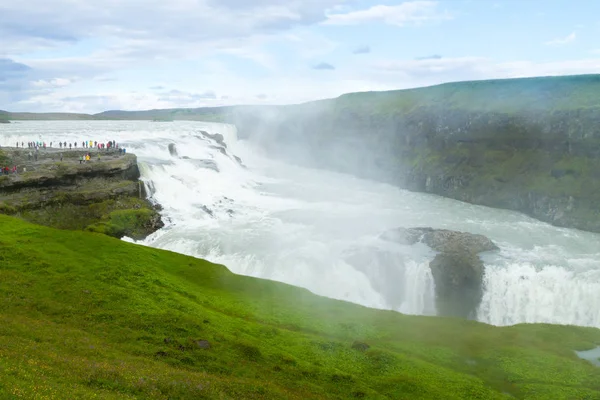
[381,227,498,319]
[168,143,178,157]
[199,130,226,148]
[196,131,245,167]
[0,148,163,240]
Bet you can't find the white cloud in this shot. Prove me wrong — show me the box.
[219,46,279,71]
[323,1,453,27]
[280,31,340,60]
[1,0,349,55]
[30,78,73,88]
[313,62,336,70]
[353,45,371,54]
[544,32,576,46]
[2,0,599,114]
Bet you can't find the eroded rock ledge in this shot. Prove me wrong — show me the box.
[0,148,163,240]
[381,227,499,319]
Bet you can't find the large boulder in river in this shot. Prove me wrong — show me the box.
[380,227,498,319]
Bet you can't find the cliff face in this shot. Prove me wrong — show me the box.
[0,149,163,239]
[229,75,600,232]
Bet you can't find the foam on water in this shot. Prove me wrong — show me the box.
[2,121,600,327]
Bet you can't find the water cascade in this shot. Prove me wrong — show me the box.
[2,120,599,328]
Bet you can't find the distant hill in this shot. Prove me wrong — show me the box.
[3,74,600,122]
[0,110,10,122]
[95,107,235,121]
[0,111,97,120]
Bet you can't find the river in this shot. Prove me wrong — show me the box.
[2,120,599,328]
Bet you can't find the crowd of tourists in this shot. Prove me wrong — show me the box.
[2,139,127,175]
[2,166,17,175]
[18,140,121,151]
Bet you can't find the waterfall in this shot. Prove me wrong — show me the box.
[2,120,600,328]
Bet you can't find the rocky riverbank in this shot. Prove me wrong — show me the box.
[0,146,163,239]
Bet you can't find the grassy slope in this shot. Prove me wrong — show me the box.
[1,215,599,399]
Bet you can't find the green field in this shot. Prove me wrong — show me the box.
[1,214,599,399]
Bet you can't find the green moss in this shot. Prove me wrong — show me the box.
[0,214,599,399]
[86,207,157,239]
[0,149,9,165]
[16,197,159,239]
[0,201,16,214]
[401,144,600,225]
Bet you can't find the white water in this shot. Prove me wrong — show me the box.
[2,121,600,328]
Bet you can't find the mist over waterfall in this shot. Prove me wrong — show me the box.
[2,120,600,328]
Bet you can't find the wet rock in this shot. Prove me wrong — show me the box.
[205,141,244,167]
[233,155,245,167]
[380,227,498,254]
[197,159,219,172]
[212,133,225,146]
[168,143,178,157]
[381,227,498,319]
[430,251,484,318]
[200,205,214,217]
[147,212,165,231]
[199,131,226,147]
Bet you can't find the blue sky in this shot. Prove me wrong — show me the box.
[1,0,599,113]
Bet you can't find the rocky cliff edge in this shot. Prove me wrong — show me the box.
[0,147,163,240]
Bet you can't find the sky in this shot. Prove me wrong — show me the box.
[1,0,600,113]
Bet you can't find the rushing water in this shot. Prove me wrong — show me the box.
[2,120,600,328]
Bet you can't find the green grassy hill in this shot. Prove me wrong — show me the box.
[328,74,600,114]
[3,74,598,122]
[0,111,98,120]
[1,214,599,399]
